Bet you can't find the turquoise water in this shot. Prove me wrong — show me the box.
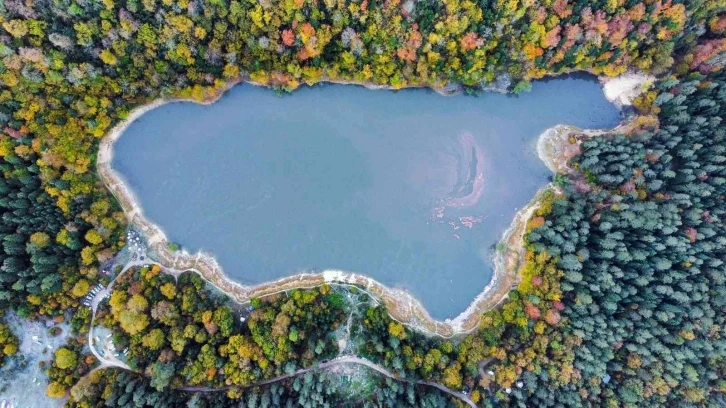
[113,76,619,319]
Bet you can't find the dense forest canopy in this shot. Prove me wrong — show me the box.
[0,0,724,406]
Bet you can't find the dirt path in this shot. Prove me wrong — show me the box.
[87,310,131,371]
[181,355,477,407]
[87,258,149,371]
[86,264,475,406]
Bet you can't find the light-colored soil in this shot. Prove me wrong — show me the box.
[0,313,70,408]
[600,72,654,107]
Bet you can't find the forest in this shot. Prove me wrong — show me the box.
[0,0,724,406]
[94,266,345,390]
[68,366,460,407]
[64,62,726,408]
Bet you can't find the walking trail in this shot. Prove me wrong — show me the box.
[86,261,475,407]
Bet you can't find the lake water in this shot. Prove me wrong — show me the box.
[113,75,619,319]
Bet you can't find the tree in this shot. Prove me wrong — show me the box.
[160,282,176,300]
[55,347,78,370]
[388,321,406,340]
[149,362,175,391]
[142,328,165,350]
[119,310,149,335]
[442,362,463,389]
[46,382,67,398]
[71,280,90,298]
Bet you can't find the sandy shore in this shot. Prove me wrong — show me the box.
[96,73,647,337]
[600,72,654,108]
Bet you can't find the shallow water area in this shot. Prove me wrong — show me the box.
[112,75,619,319]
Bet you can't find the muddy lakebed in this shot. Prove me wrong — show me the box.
[112,75,619,319]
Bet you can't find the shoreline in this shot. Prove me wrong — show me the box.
[599,72,654,108]
[536,122,634,175]
[96,74,645,337]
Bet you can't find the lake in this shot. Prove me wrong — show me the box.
[112,75,619,319]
